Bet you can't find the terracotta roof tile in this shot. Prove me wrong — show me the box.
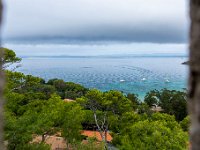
[32,135,67,150]
[81,130,112,142]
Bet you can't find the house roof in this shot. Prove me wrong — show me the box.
[150,106,163,112]
[81,130,113,142]
[63,99,75,102]
[32,130,113,149]
[32,135,67,150]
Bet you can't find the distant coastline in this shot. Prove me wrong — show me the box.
[20,54,188,59]
[182,61,189,65]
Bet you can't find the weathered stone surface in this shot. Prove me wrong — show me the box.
[189,0,200,149]
[0,0,4,149]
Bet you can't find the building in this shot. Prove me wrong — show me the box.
[32,134,67,150]
[81,130,113,142]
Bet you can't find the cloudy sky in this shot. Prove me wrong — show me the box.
[2,0,189,56]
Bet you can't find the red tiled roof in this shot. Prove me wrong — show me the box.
[32,135,67,150]
[32,130,113,149]
[81,130,112,142]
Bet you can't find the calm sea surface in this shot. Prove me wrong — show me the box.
[17,56,188,99]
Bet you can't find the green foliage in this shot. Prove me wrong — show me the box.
[4,111,34,150]
[111,112,142,133]
[31,84,56,99]
[53,79,66,91]
[15,143,50,150]
[4,51,189,149]
[47,79,88,99]
[104,90,133,115]
[5,71,26,92]
[126,93,140,109]
[47,78,58,85]
[120,121,187,150]
[50,79,66,98]
[4,93,86,148]
[180,116,190,132]
[113,117,188,150]
[1,47,21,70]
[61,103,85,145]
[65,82,89,99]
[150,113,181,130]
[77,89,133,148]
[5,92,27,116]
[137,102,152,115]
[144,89,187,121]
[77,89,104,111]
[78,89,133,114]
[144,90,159,106]
[73,140,104,150]
[158,89,187,121]
[5,70,43,93]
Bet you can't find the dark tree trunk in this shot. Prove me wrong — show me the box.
[188,0,200,149]
[42,134,45,142]
[0,0,4,149]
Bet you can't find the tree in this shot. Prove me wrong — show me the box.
[4,99,52,150]
[137,102,152,115]
[180,116,190,132]
[5,92,28,116]
[32,95,64,142]
[103,90,133,115]
[113,113,188,150]
[158,89,187,121]
[31,84,56,99]
[46,78,59,85]
[4,111,35,149]
[116,120,187,150]
[47,79,66,98]
[111,112,142,133]
[47,79,88,99]
[5,71,42,93]
[0,48,21,70]
[126,93,140,109]
[65,82,88,99]
[61,103,85,149]
[144,89,187,121]
[77,89,133,148]
[144,90,159,106]
[77,89,107,145]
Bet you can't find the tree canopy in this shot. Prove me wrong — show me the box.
[1,47,21,70]
[3,48,189,149]
[144,89,187,121]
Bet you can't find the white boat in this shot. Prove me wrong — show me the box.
[165,79,170,83]
[120,79,125,82]
[141,78,146,81]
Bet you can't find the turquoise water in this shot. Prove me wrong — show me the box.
[17,56,188,99]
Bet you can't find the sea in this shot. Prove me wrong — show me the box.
[16,55,188,99]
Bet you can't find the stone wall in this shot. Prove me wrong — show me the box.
[188,0,200,150]
[0,0,4,149]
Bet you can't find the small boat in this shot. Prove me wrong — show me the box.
[120,79,125,82]
[141,78,146,81]
[165,79,170,83]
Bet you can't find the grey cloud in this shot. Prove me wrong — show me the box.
[2,0,189,43]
